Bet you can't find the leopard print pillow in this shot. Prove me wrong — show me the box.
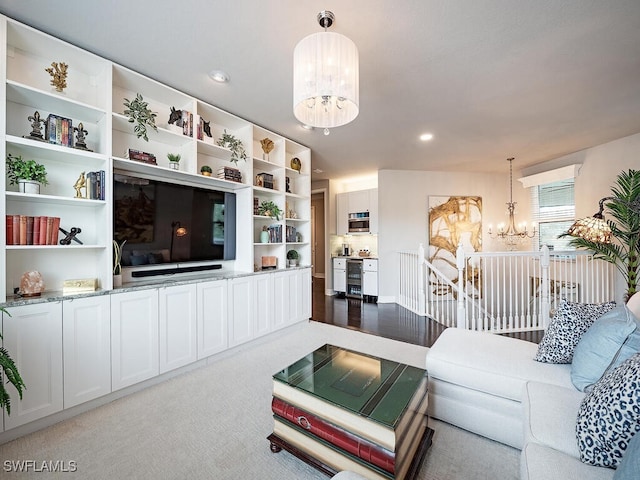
[576,353,640,468]
[534,299,616,363]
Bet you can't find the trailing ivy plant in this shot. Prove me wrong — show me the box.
[123,93,158,141]
[0,308,26,416]
[561,169,640,301]
[216,130,248,164]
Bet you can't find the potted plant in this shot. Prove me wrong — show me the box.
[0,308,26,416]
[200,165,213,177]
[216,130,248,164]
[6,153,48,194]
[287,249,300,267]
[257,200,282,220]
[113,239,126,287]
[167,153,181,170]
[123,93,158,141]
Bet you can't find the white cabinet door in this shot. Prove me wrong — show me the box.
[63,295,111,408]
[197,279,228,359]
[299,268,312,321]
[228,276,254,347]
[369,188,379,234]
[336,192,349,234]
[362,259,379,297]
[348,190,370,213]
[333,258,347,293]
[273,271,290,332]
[3,302,63,430]
[159,284,197,374]
[254,273,274,337]
[111,289,159,391]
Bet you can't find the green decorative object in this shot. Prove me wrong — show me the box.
[123,93,158,141]
[167,153,181,170]
[287,249,300,266]
[200,165,213,176]
[6,153,48,186]
[216,130,248,164]
[257,200,282,220]
[0,308,26,416]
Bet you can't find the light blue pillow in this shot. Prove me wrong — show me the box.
[614,430,640,479]
[571,305,640,392]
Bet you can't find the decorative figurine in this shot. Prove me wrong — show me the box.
[291,157,302,173]
[45,61,68,92]
[23,110,45,141]
[19,270,45,297]
[168,106,183,127]
[286,176,291,193]
[73,172,87,198]
[73,122,92,151]
[260,137,274,161]
[59,227,83,245]
[202,119,212,137]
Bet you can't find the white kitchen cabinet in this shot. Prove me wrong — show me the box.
[363,258,379,300]
[348,190,370,214]
[299,267,312,321]
[2,302,63,430]
[159,284,197,374]
[333,258,347,294]
[111,289,159,391]
[254,273,274,337]
[336,192,349,235]
[369,189,379,234]
[63,295,111,408]
[228,276,255,347]
[197,279,228,359]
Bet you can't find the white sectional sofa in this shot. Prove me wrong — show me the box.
[425,293,640,480]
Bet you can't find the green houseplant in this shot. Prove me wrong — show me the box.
[167,153,181,170]
[562,169,640,301]
[6,153,48,193]
[257,200,282,220]
[216,130,248,164]
[0,308,26,416]
[123,93,158,141]
[287,249,300,267]
[200,165,213,176]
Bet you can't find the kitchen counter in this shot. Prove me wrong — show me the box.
[332,255,378,260]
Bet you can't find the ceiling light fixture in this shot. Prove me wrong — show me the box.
[293,10,359,137]
[488,157,536,250]
[420,133,434,141]
[209,70,230,83]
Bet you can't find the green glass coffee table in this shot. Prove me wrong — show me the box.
[268,344,433,479]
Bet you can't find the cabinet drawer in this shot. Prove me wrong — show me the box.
[333,258,346,269]
[363,259,378,271]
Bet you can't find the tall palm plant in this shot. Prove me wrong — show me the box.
[562,169,640,301]
[0,308,26,415]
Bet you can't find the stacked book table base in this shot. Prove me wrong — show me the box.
[268,344,434,479]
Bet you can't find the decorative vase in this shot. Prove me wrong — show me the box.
[18,179,40,194]
[169,161,179,170]
[113,274,122,288]
[260,230,269,243]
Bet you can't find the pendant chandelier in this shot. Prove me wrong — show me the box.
[293,11,359,136]
[488,158,536,249]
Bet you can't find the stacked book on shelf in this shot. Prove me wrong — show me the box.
[271,344,431,480]
[86,170,106,200]
[181,110,194,137]
[256,172,274,189]
[267,224,282,243]
[217,166,242,183]
[6,215,61,246]
[254,197,259,215]
[285,225,297,243]
[128,149,157,165]
[46,113,73,147]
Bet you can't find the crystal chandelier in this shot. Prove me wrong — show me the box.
[293,11,359,136]
[488,158,536,249]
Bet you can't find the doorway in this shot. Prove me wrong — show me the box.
[311,190,326,279]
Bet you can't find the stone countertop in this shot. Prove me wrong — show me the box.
[0,265,312,309]
[331,255,378,260]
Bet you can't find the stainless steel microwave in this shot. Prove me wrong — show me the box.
[348,212,370,233]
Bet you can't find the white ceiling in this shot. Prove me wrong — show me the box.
[2,0,640,181]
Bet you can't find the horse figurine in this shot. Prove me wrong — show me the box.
[202,119,212,138]
[168,106,183,127]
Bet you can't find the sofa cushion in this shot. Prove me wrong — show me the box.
[613,430,640,479]
[534,299,616,364]
[426,328,572,402]
[521,442,615,480]
[576,353,640,468]
[571,306,640,392]
[522,381,585,458]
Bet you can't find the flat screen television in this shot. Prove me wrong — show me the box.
[113,173,236,276]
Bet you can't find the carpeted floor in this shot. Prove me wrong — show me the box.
[0,321,519,479]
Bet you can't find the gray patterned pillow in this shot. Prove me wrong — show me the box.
[534,300,616,363]
[576,353,640,468]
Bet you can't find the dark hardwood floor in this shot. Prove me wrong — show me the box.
[310,277,543,347]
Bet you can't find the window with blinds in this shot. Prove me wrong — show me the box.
[530,179,575,250]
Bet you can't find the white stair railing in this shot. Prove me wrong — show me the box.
[398,244,616,333]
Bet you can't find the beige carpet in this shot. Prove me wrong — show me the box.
[0,321,519,479]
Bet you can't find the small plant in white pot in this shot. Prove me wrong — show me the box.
[167,153,181,170]
[6,153,48,194]
[287,249,300,267]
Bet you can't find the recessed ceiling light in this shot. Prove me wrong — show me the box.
[209,70,230,83]
[420,133,434,141]
[313,168,324,173]
[301,124,314,130]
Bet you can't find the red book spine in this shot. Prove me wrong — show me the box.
[39,216,48,245]
[271,397,395,474]
[19,215,27,245]
[51,217,61,245]
[46,217,54,245]
[26,216,34,245]
[33,216,41,245]
[12,215,20,245]
[6,215,13,246]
